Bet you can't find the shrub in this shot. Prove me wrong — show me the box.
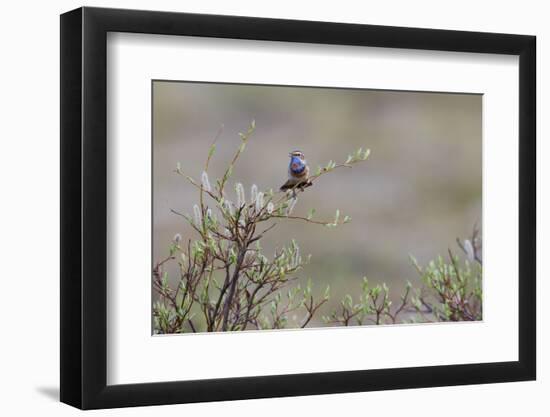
[152,122,482,333]
[153,121,369,333]
[409,226,483,322]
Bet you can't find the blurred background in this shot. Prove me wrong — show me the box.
[153,80,481,327]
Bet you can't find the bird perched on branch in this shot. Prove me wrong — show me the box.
[280,150,313,191]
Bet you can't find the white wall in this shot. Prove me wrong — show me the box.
[0,0,545,415]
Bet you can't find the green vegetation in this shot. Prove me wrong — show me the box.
[153,122,482,333]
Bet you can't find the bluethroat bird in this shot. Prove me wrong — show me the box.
[280,150,313,191]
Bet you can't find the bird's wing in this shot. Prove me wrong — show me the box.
[279,179,296,191]
[280,177,313,191]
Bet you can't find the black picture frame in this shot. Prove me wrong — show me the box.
[60,6,536,410]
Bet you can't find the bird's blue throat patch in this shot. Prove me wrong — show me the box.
[290,156,306,174]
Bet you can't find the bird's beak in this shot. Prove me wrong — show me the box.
[288,153,292,157]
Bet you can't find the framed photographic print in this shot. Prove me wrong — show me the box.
[60,6,536,409]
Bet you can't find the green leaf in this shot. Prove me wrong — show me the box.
[208,143,216,158]
[324,285,331,300]
[344,294,353,308]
